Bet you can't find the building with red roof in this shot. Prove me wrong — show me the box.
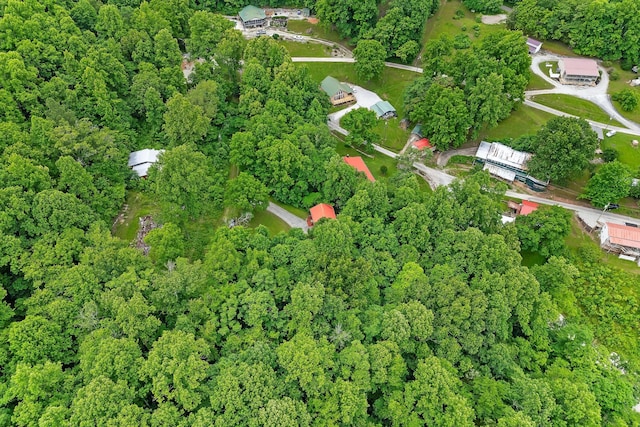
[308,203,336,226]
[600,222,640,259]
[343,156,375,182]
[412,138,433,151]
[519,200,539,216]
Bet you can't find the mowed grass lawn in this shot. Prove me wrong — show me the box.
[418,0,506,63]
[605,63,640,125]
[248,210,290,235]
[335,138,398,180]
[527,72,554,90]
[601,132,640,171]
[476,104,555,141]
[287,19,346,46]
[277,39,332,57]
[296,62,418,119]
[531,94,624,126]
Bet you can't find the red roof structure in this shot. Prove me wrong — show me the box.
[343,156,375,182]
[309,203,336,225]
[412,138,433,150]
[561,58,599,77]
[606,223,640,250]
[520,200,539,216]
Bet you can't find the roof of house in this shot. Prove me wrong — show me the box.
[606,223,640,249]
[560,58,599,77]
[526,38,542,48]
[371,100,396,118]
[239,5,266,21]
[343,156,375,182]
[320,76,352,97]
[411,124,423,136]
[520,200,539,215]
[483,163,516,182]
[412,138,433,150]
[128,149,163,167]
[310,203,336,222]
[476,141,531,171]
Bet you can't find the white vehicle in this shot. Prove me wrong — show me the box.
[606,130,617,137]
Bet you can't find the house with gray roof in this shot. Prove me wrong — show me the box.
[320,76,355,106]
[239,5,266,28]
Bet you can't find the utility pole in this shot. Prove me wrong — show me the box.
[596,203,610,228]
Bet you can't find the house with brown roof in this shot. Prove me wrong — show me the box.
[600,222,640,259]
[343,156,375,182]
[558,58,599,86]
[307,203,336,226]
[321,76,355,106]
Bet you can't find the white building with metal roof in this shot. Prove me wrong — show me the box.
[128,149,164,178]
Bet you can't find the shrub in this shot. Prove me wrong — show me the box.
[613,89,639,112]
[454,9,465,19]
[461,25,467,31]
[380,165,388,175]
[602,148,618,162]
[609,69,619,81]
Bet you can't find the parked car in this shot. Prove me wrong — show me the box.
[257,30,266,35]
[606,130,617,137]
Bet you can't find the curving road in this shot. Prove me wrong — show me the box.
[526,54,640,133]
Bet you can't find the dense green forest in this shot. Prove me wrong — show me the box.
[509,0,640,67]
[2,0,640,425]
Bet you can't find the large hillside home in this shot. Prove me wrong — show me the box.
[558,58,599,86]
[321,76,355,106]
[239,5,266,28]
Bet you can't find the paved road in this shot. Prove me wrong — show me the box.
[436,147,478,167]
[523,99,640,136]
[266,202,309,233]
[291,57,424,73]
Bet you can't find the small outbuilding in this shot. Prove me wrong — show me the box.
[128,149,164,178]
[371,100,397,119]
[558,58,599,86]
[308,203,336,226]
[526,38,543,54]
[321,76,355,106]
[411,124,423,138]
[343,156,375,182]
[239,5,266,28]
[412,138,433,151]
[519,200,539,216]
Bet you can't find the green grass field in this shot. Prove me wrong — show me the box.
[476,104,555,141]
[527,72,554,90]
[335,138,398,180]
[112,191,161,242]
[277,39,332,57]
[296,62,419,118]
[375,118,411,152]
[601,132,640,171]
[417,0,507,65]
[531,94,624,126]
[604,63,640,125]
[248,210,291,235]
[287,19,346,46]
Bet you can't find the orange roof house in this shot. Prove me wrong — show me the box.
[519,200,539,216]
[343,156,375,182]
[308,203,336,226]
[412,138,433,151]
[600,222,640,258]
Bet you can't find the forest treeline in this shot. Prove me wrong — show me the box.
[509,0,640,67]
[1,0,640,425]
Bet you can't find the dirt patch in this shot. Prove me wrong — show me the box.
[307,17,319,24]
[133,215,159,255]
[481,14,507,25]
